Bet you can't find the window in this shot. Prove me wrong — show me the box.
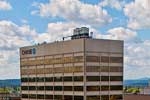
[54,67,63,73]
[22,94,28,98]
[87,76,100,81]
[101,86,109,91]
[74,66,83,72]
[86,56,99,62]
[28,69,36,74]
[21,69,28,75]
[74,76,83,81]
[110,85,123,90]
[101,76,109,81]
[87,96,100,100]
[21,86,28,90]
[101,56,109,63]
[45,77,53,82]
[53,58,62,64]
[101,66,109,72]
[101,95,109,100]
[74,96,83,100]
[44,68,53,74]
[54,77,62,82]
[74,86,83,91]
[37,86,44,90]
[21,77,28,82]
[45,95,53,99]
[110,76,123,81]
[29,77,36,82]
[54,86,62,91]
[36,77,44,82]
[29,86,36,90]
[64,57,73,63]
[63,76,72,82]
[110,67,123,72]
[87,86,100,91]
[64,67,73,73]
[110,57,123,63]
[74,56,84,62]
[37,94,44,99]
[36,68,45,74]
[64,95,73,100]
[54,95,62,100]
[110,95,123,99]
[64,86,72,91]
[29,94,36,99]
[86,66,100,72]
[45,86,53,90]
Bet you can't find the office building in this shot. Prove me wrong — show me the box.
[20,27,123,100]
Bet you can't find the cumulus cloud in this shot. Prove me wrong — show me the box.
[0,0,12,10]
[0,20,37,50]
[124,0,150,29]
[0,20,38,79]
[99,0,124,10]
[32,0,112,27]
[124,40,150,79]
[96,27,137,41]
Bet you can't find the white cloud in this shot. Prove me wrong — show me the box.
[0,0,12,10]
[0,20,38,79]
[99,0,124,10]
[96,27,137,41]
[124,0,150,29]
[32,0,112,27]
[0,20,37,50]
[124,40,150,79]
[107,27,137,40]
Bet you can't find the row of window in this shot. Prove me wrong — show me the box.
[22,86,83,91]
[22,94,83,100]
[21,66,122,75]
[21,76,83,82]
[21,56,123,66]
[86,66,123,72]
[22,94,122,100]
[22,85,122,91]
[86,56,123,63]
[87,85,123,91]
[21,56,83,66]
[21,76,123,82]
[86,76,123,81]
[87,95,122,100]
[21,66,83,75]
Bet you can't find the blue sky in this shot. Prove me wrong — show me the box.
[0,0,149,80]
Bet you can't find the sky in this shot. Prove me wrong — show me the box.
[0,0,150,80]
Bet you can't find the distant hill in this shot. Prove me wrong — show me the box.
[124,78,150,87]
[0,79,21,87]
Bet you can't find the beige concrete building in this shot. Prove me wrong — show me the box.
[20,35,123,100]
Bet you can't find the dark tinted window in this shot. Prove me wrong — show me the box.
[87,76,100,81]
[74,76,83,81]
[63,76,72,81]
[54,86,62,91]
[101,76,109,81]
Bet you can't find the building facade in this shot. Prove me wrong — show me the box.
[20,38,123,100]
